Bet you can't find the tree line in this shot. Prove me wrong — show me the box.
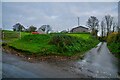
[87,14,120,39]
[13,23,37,32]
[13,23,52,34]
[13,14,119,36]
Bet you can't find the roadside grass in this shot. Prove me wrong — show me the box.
[108,42,120,59]
[51,34,99,56]
[8,34,51,54]
[66,33,90,39]
[7,31,99,56]
[107,32,120,59]
[21,32,31,37]
[2,30,30,41]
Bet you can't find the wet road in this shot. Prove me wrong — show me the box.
[75,42,119,78]
[2,51,84,78]
[1,42,119,78]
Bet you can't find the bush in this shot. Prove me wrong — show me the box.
[107,32,120,59]
[107,32,117,43]
[115,32,120,42]
[49,34,78,53]
[98,36,107,42]
[107,32,120,43]
[49,34,99,54]
[8,33,99,56]
[108,43,120,53]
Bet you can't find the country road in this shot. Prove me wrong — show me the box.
[74,42,119,78]
[2,51,84,78]
[1,42,120,78]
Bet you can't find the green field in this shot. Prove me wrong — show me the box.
[2,30,30,41]
[67,34,90,39]
[3,30,99,57]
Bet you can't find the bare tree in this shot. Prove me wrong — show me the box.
[28,25,37,32]
[101,20,105,38]
[87,16,99,30]
[112,22,117,32]
[13,23,25,32]
[117,25,120,33]
[87,16,99,37]
[39,25,52,34]
[104,14,113,36]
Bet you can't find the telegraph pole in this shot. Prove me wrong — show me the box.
[78,17,80,26]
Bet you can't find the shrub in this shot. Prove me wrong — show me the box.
[107,32,120,43]
[107,32,120,59]
[49,34,99,54]
[49,34,78,53]
[107,32,117,43]
[115,32,120,42]
[8,33,99,56]
[98,36,107,42]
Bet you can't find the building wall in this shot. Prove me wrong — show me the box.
[72,27,88,33]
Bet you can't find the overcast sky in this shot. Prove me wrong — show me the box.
[2,2,118,31]
[1,0,119,2]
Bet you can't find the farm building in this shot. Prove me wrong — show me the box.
[70,26,89,33]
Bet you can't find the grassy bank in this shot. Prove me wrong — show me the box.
[3,30,99,57]
[107,32,120,59]
[2,30,30,41]
[108,43,120,59]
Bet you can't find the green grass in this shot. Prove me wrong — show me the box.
[67,33,91,39]
[21,32,31,37]
[8,34,51,54]
[108,42,120,59]
[107,32,120,59]
[7,31,99,56]
[2,30,30,41]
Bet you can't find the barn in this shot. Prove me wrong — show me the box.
[70,26,89,33]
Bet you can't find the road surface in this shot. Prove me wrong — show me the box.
[1,42,120,78]
[74,42,119,78]
[2,51,85,78]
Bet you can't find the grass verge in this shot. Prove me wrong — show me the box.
[7,32,99,57]
[108,42,120,59]
[2,30,99,59]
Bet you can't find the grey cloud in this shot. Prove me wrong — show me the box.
[2,2,118,31]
